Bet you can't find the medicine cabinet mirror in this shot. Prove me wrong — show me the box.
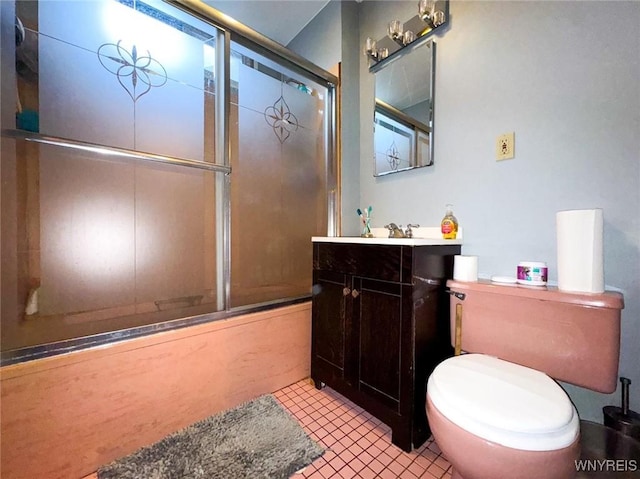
[373,38,435,177]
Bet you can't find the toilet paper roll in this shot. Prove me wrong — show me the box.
[453,255,478,282]
[556,208,604,293]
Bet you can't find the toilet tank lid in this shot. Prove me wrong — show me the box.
[447,279,624,310]
[427,354,580,451]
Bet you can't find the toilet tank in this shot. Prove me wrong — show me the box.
[447,279,624,393]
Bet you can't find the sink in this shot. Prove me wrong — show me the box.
[370,226,463,240]
[312,227,463,246]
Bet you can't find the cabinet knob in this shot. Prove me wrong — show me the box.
[343,287,351,296]
[351,289,360,298]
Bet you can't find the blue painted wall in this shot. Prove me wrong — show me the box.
[294,0,640,422]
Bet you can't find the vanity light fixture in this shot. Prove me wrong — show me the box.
[388,19,417,47]
[418,0,435,24]
[388,19,404,45]
[364,37,389,61]
[420,0,446,29]
[403,30,416,45]
[364,0,449,67]
[363,36,377,60]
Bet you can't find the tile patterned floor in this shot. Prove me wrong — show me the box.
[274,379,452,479]
[84,379,452,479]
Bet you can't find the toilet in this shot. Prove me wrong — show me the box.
[426,279,624,479]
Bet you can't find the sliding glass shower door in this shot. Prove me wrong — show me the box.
[229,42,330,308]
[0,0,336,361]
[2,0,226,351]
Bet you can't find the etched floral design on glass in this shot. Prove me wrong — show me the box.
[98,41,168,102]
[264,95,299,143]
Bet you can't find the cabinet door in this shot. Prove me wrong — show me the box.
[311,270,350,384]
[353,277,409,413]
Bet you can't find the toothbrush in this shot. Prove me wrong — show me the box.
[357,208,366,226]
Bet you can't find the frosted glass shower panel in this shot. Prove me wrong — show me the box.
[37,0,215,161]
[37,144,220,321]
[230,43,328,307]
[38,35,135,150]
[281,126,327,282]
[135,165,218,307]
[39,151,137,315]
[284,82,326,131]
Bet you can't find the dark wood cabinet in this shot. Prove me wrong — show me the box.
[311,241,461,451]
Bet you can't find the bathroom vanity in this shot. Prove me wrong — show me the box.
[310,236,461,451]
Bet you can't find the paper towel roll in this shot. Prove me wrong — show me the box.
[556,209,604,293]
[453,255,478,282]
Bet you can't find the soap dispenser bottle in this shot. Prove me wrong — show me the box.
[441,204,458,239]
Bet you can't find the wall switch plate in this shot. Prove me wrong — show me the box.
[496,132,515,160]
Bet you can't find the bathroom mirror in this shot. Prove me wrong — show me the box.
[372,38,435,177]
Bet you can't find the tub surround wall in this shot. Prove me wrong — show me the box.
[0,303,312,479]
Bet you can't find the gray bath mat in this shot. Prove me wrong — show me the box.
[98,394,324,479]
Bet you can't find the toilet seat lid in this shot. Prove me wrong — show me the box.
[427,354,580,451]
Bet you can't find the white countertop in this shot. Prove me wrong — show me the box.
[312,227,463,246]
[312,236,463,246]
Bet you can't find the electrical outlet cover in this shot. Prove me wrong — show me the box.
[496,132,515,160]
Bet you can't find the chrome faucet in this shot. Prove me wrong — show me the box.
[404,224,420,238]
[384,223,421,238]
[384,223,406,238]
